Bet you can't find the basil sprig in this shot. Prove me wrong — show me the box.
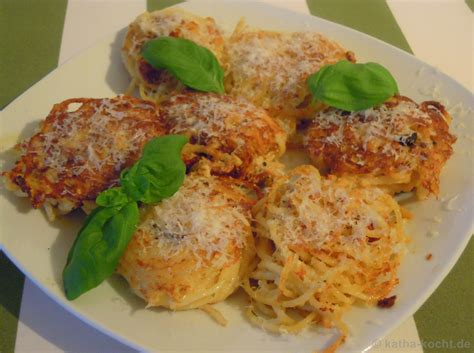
[63,135,188,300]
[307,60,398,111]
[141,37,225,94]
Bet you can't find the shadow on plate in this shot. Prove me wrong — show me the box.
[0,119,46,214]
[18,278,138,353]
[49,209,86,286]
[108,274,149,315]
[48,212,146,316]
[0,119,42,169]
[105,28,135,96]
[0,128,40,216]
[395,191,419,207]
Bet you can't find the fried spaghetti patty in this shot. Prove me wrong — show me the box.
[245,165,407,332]
[159,92,287,185]
[122,8,226,102]
[2,96,166,219]
[117,172,255,311]
[225,20,355,133]
[303,96,456,199]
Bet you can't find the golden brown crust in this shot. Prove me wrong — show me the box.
[159,92,287,186]
[303,96,456,199]
[2,96,166,214]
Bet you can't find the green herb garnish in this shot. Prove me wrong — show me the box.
[307,60,398,111]
[63,135,188,300]
[141,37,225,94]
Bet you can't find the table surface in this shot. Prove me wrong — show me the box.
[1,1,472,353]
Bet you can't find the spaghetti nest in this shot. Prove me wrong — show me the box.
[243,165,408,337]
[117,169,256,325]
[122,8,226,103]
[225,20,355,135]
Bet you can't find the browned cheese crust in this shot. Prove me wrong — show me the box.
[2,96,166,217]
[303,96,456,199]
[159,92,287,186]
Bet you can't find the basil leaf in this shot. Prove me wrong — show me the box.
[63,135,187,300]
[121,135,188,204]
[96,187,129,207]
[307,60,398,111]
[141,37,225,94]
[63,202,139,300]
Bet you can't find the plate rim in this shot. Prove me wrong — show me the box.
[1,2,473,352]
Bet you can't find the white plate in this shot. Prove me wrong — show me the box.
[1,2,473,353]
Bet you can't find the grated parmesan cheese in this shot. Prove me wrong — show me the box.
[3,96,165,214]
[261,166,402,255]
[228,30,349,99]
[306,100,426,163]
[127,9,224,62]
[304,96,457,199]
[443,194,460,211]
[159,92,286,183]
[226,25,353,126]
[432,216,442,223]
[38,97,158,177]
[139,174,251,268]
[163,93,268,141]
[122,8,226,104]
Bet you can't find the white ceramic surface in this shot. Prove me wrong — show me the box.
[1,3,473,353]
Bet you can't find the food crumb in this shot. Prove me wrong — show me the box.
[426,253,433,261]
[443,194,459,211]
[377,295,397,308]
[367,319,383,326]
